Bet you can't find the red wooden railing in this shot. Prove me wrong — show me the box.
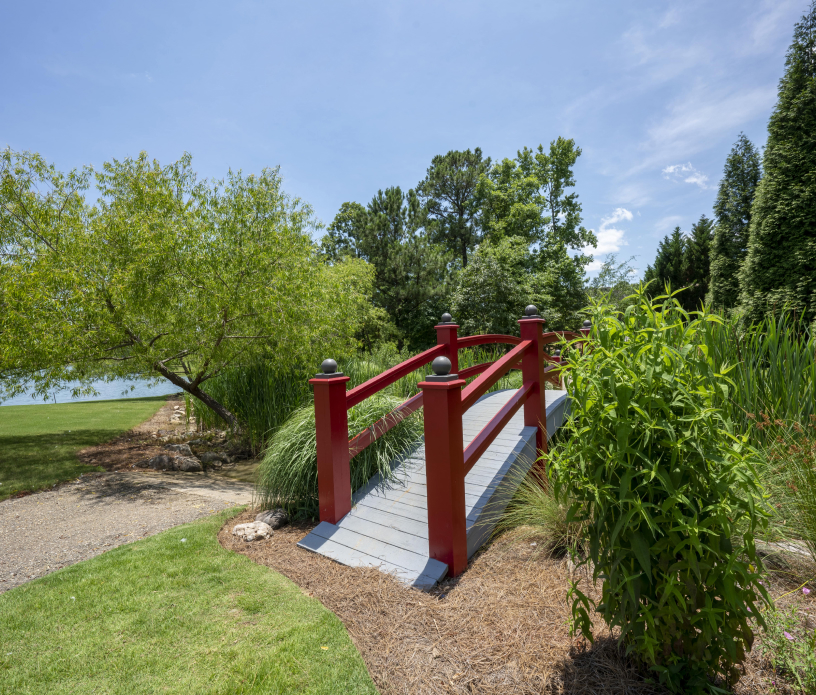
[309,306,590,576]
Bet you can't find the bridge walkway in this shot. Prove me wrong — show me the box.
[298,388,569,589]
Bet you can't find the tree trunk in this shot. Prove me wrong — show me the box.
[152,361,240,434]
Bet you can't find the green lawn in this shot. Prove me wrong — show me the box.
[0,510,378,695]
[0,397,166,501]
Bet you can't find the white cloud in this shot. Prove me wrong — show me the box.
[583,207,633,257]
[662,162,710,189]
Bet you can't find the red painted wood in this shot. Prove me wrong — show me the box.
[458,359,521,381]
[460,340,532,413]
[457,334,523,349]
[345,344,445,408]
[519,318,548,456]
[463,381,532,474]
[347,391,424,458]
[310,374,352,524]
[419,377,468,577]
[435,323,459,374]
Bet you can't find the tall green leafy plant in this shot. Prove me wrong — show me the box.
[552,288,770,693]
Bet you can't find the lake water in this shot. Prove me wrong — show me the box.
[0,378,181,407]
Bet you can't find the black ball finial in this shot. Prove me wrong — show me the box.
[321,358,338,375]
[554,348,561,357]
[440,312,452,323]
[582,319,592,328]
[431,356,452,376]
[524,305,539,317]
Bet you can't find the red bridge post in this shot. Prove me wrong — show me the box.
[518,305,548,456]
[419,356,468,577]
[310,359,351,524]
[435,312,459,374]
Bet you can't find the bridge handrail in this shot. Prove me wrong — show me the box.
[345,344,445,409]
[460,340,532,413]
[457,334,524,349]
[463,381,533,474]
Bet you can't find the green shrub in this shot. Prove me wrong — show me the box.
[256,394,424,519]
[552,288,771,693]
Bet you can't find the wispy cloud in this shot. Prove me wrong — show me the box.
[662,162,709,189]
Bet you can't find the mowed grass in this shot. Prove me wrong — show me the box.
[0,397,166,501]
[0,510,378,695]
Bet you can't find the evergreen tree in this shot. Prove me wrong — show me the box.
[322,188,447,350]
[415,148,490,268]
[684,215,714,310]
[644,227,686,296]
[708,134,762,310]
[739,3,816,322]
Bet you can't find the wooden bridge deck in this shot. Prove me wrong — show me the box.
[297,388,570,589]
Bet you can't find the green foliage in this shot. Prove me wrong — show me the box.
[450,237,545,336]
[416,148,491,268]
[700,311,816,446]
[320,187,447,350]
[585,254,639,314]
[256,394,424,519]
[739,3,816,323]
[644,227,686,298]
[683,215,714,311]
[0,397,165,500]
[756,603,816,693]
[708,134,762,310]
[0,510,378,694]
[499,467,588,556]
[0,149,373,431]
[552,288,770,693]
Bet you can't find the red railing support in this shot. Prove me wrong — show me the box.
[310,365,351,524]
[518,313,548,455]
[419,370,468,577]
[435,317,459,374]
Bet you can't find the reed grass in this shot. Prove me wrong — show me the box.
[255,394,424,519]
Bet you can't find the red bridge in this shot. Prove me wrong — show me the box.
[298,306,588,588]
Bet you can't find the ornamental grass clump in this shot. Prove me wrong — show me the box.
[256,394,423,519]
[551,287,770,693]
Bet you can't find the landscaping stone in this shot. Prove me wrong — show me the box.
[175,457,203,472]
[141,454,176,470]
[255,508,289,529]
[200,451,229,467]
[232,521,273,542]
[165,443,194,457]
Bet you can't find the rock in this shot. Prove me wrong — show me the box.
[165,443,194,457]
[255,508,289,529]
[147,454,176,471]
[187,438,206,446]
[200,451,230,466]
[175,456,203,472]
[232,521,273,542]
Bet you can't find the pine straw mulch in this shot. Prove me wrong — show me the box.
[220,509,811,694]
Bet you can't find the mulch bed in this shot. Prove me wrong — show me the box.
[221,510,809,694]
[220,509,650,694]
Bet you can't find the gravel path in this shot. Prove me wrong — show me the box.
[0,471,254,594]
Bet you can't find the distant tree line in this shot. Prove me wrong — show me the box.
[320,139,597,350]
[645,3,816,323]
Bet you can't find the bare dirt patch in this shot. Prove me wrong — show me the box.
[220,510,812,694]
[76,395,190,471]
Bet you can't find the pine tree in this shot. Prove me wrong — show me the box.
[708,134,761,310]
[644,227,686,296]
[739,3,816,321]
[684,215,714,310]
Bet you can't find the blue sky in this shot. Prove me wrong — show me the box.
[1,0,807,276]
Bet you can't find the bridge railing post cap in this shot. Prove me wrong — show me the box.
[321,358,338,374]
[582,319,592,328]
[524,305,539,317]
[431,356,452,376]
[554,348,561,357]
[440,312,453,323]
